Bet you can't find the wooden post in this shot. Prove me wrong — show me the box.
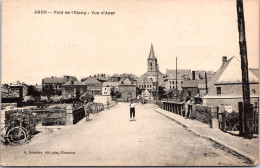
[205,71,208,94]
[236,0,253,138]
[66,105,73,125]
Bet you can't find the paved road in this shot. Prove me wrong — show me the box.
[1,103,251,166]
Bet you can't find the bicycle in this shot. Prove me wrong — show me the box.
[1,117,29,145]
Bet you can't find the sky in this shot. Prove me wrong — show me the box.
[2,0,259,85]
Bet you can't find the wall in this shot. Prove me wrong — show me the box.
[204,97,259,112]
[86,83,102,95]
[62,86,87,99]
[212,83,259,97]
[102,86,111,96]
[203,83,259,112]
[164,79,183,91]
[119,85,136,101]
[93,95,112,104]
[182,87,198,101]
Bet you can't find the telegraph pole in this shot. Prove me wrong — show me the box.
[236,0,252,138]
[175,57,178,102]
[205,71,208,94]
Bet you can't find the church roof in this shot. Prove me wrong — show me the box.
[148,43,156,59]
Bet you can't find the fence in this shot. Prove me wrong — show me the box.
[157,101,218,127]
[218,102,258,134]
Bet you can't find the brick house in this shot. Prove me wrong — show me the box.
[42,75,78,90]
[62,81,87,99]
[83,77,102,95]
[202,56,259,112]
[119,78,136,102]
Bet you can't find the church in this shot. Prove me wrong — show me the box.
[137,44,165,93]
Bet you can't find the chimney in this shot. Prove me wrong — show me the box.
[222,56,227,65]
[192,71,195,80]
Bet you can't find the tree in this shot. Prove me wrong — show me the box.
[42,86,55,100]
[110,87,115,97]
[55,89,62,96]
[158,86,166,99]
[136,87,142,96]
[27,85,41,101]
[115,90,121,98]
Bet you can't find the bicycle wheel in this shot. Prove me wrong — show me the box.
[7,127,27,145]
[20,127,29,140]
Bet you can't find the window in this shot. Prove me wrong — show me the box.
[170,86,171,89]
[252,89,256,94]
[105,88,106,90]
[169,81,171,84]
[188,91,192,96]
[181,81,183,84]
[217,87,221,94]
[150,85,151,88]
[172,81,174,84]
[128,93,132,98]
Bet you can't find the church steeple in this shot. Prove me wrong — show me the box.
[148,43,156,59]
[147,43,158,72]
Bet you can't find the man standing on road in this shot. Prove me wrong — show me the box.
[129,100,136,121]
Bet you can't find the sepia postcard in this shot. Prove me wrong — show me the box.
[1,0,259,166]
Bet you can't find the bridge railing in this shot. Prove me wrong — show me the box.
[157,101,218,128]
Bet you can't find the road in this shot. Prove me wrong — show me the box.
[1,103,251,166]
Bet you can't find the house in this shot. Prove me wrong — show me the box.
[62,81,87,99]
[96,74,109,83]
[137,78,153,92]
[166,69,191,80]
[163,89,182,101]
[164,74,185,91]
[202,56,259,112]
[108,74,121,82]
[119,78,136,102]
[9,81,28,97]
[83,77,102,95]
[42,75,78,90]
[198,83,207,97]
[181,80,205,101]
[102,82,119,96]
